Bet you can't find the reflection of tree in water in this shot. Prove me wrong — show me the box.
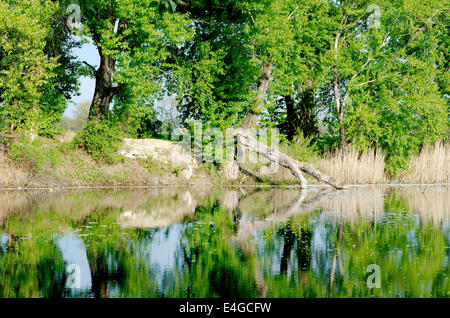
[279,224,295,274]
[170,189,330,297]
[0,189,208,297]
[242,190,450,297]
[174,201,258,297]
[277,223,313,275]
[0,187,449,297]
[0,197,160,298]
[0,237,67,297]
[73,207,162,298]
[298,228,311,271]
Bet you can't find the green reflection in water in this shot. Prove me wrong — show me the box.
[0,186,449,298]
[257,193,449,297]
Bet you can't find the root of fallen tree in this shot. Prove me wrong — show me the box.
[226,130,347,190]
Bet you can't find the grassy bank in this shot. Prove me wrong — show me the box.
[0,134,219,188]
[0,133,449,188]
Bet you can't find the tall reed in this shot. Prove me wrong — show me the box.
[402,142,450,184]
[315,145,386,184]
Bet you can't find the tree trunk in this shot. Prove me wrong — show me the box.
[334,68,348,150]
[225,61,272,180]
[88,48,116,120]
[334,14,348,150]
[88,249,110,298]
[233,130,346,189]
[339,119,347,150]
[285,79,317,140]
[285,94,299,141]
[241,61,273,129]
[298,79,317,138]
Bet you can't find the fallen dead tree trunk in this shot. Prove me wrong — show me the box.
[229,130,347,189]
[234,189,339,242]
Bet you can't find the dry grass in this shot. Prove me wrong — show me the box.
[0,151,31,187]
[398,186,450,226]
[0,135,215,188]
[315,145,386,184]
[239,142,449,186]
[401,142,450,184]
[319,187,385,224]
[1,133,449,188]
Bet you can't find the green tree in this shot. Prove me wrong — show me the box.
[71,0,193,125]
[262,0,333,140]
[168,0,333,137]
[165,0,259,130]
[0,0,60,134]
[318,0,448,173]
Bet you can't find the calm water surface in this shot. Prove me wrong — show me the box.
[0,186,449,298]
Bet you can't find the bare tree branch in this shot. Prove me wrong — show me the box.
[83,61,97,74]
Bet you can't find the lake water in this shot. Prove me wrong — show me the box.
[0,185,449,298]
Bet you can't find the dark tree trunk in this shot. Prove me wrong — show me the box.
[285,80,317,141]
[241,61,272,129]
[88,250,110,298]
[298,79,317,138]
[285,94,299,141]
[88,48,116,120]
[86,18,130,120]
[280,225,295,273]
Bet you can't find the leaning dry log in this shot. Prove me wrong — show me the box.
[232,130,347,189]
[233,189,338,243]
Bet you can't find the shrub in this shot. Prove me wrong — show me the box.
[280,133,319,162]
[72,120,122,163]
[138,156,181,177]
[385,156,409,178]
[8,135,62,172]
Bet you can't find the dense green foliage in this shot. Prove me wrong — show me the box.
[0,0,448,171]
[9,135,63,172]
[0,0,57,133]
[72,120,122,162]
[319,0,449,174]
[0,0,81,135]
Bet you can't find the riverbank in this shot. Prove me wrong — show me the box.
[0,133,448,188]
[0,138,215,189]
